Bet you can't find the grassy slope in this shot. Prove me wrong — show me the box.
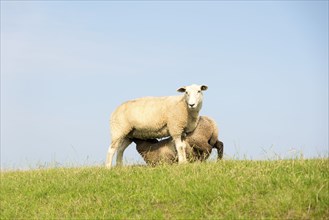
[1,159,328,219]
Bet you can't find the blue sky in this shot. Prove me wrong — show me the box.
[1,1,328,169]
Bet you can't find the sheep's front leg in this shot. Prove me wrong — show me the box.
[174,136,187,164]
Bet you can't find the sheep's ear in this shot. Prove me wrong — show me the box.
[177,87,186,93]
[201,85,208,91]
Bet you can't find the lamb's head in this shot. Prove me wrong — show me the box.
[177,84,208,110]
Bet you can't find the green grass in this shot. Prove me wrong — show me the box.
[1,159,328,219]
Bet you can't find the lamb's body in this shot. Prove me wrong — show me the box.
[106,84,207,168]
[134,116,224,165]
[134,138,178,165]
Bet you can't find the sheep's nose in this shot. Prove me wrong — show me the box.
[189,104,195,108]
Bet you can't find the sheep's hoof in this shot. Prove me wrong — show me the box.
[178,160,188,165]
[105,163,112,169]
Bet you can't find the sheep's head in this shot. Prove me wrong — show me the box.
[177,84,208,110]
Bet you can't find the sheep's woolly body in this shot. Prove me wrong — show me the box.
[134,116,224,165]
[110,95,199,140]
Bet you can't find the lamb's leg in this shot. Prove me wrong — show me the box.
[174,136,187,164]
[215,140,224,160]
[116,138,132,166]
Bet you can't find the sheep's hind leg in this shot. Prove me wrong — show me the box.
[106,139,120,169]
[116,138,132,166]
[174,137,188,164]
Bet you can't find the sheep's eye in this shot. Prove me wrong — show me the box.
[197,90,201,93]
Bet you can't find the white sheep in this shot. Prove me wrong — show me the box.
[133,116,224,165]
[106,84,208,168]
